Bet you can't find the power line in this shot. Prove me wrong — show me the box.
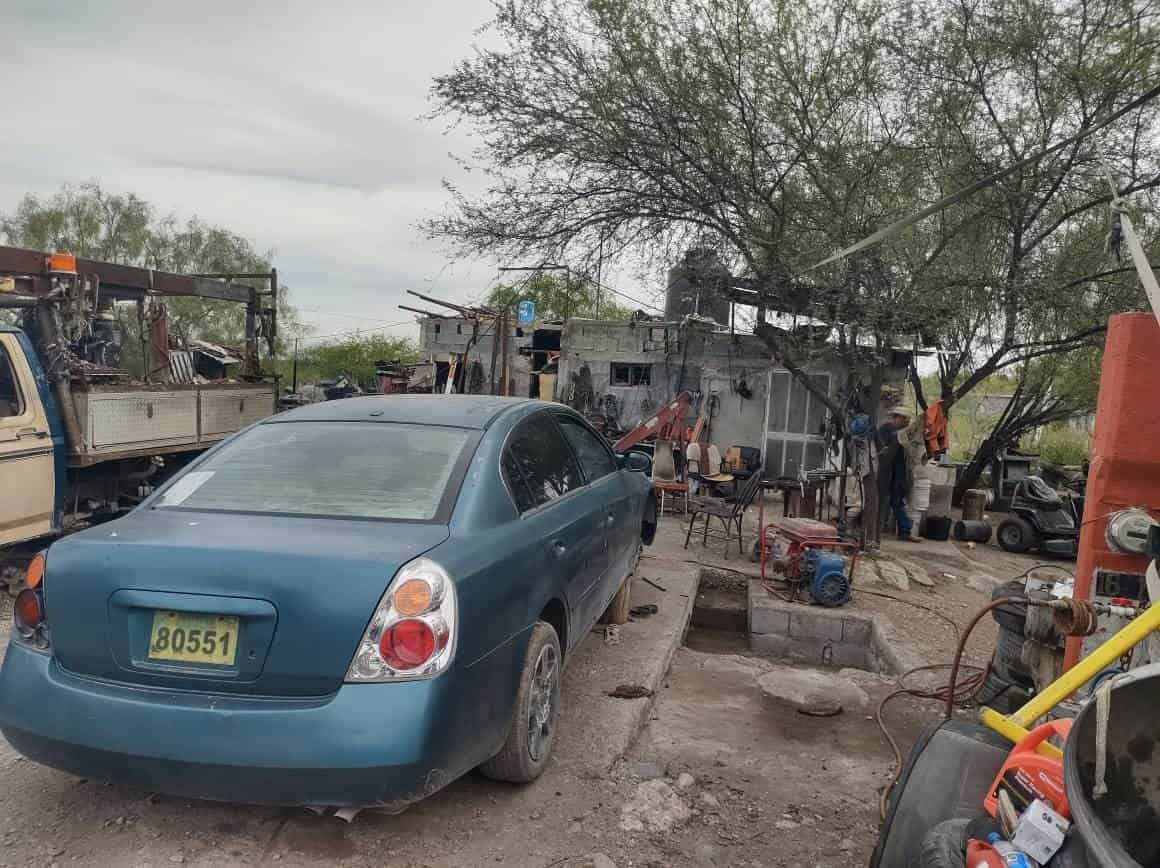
[295,305,408,323]
[802,78,1160,274]
[297,318,417,344]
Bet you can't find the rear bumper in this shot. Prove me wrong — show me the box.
[0,642,472,808]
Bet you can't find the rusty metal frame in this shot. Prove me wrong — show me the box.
[0,244,277,372]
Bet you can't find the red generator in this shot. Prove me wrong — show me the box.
[761,517,860,607]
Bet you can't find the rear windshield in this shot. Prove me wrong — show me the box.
[154,421,472,521]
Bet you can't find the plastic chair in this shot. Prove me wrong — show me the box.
[651,441,688,514]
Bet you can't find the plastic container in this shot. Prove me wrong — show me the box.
[905,506,925,538]
[985,718,1072,819]
[966,838,1007,868]
[924,515,952,541]
[986,834,1037,868]
[911,478,932,510]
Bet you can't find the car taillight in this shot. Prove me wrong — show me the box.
[345,557,457,682]
[13,587,50,651]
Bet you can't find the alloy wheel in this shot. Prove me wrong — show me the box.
[527,643,559,762]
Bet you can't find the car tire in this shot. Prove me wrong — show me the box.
[479,621,562,784]
[997,516,1035,553]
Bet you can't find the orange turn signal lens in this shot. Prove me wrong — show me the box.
[392,579,434,617]
[25,552,45,590]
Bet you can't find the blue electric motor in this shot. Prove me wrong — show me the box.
[848,412,873,438]
[803,548,852,607]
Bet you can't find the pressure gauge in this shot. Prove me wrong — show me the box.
[1105,508,1156,555]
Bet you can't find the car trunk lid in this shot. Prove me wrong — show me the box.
[45,509,449,696]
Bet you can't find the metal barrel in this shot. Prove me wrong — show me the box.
[953,519,992,543]
[961,489,988,521]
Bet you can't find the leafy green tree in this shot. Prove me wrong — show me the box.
[485,273,631,321]
[1,181,305,355]
[428,0,1160,434]
[889,0,1159,412]
[292,335,420,391]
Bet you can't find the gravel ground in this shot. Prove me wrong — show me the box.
[0,511,1054,867]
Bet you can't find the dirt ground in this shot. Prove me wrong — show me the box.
[0,507,1063,867]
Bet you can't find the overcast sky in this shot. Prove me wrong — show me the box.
[0,1,658,344]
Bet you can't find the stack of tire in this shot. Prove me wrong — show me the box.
[974,580,1035,710]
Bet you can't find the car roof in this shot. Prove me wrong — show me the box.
[269,394,550,429]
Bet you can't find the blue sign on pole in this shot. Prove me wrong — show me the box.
[517,300,536,324]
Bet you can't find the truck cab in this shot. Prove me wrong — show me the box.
[0,246,278,566]
[0,328,60,548]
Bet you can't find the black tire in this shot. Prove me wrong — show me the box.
[973,668,1015,710]
[990,581,1029,634]
[997,516,1035,553]
[479,621,562,784]
[912,817,999,868]
[911,818,970,868]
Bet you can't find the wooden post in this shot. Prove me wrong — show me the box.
[488,314,500,394]
[499,310,510,396]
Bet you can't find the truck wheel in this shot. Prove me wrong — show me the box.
[997,516,1035,553]
[479,622,561,784]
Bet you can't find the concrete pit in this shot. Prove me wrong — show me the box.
[685,568,906,675]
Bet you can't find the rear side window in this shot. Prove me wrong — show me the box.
[0,342,25,419]
[502,414,582,512]
[155,421,471,521]
[557,416,617,481]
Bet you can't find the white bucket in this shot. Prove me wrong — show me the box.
[910,478,932,511]
[905,506,925,539]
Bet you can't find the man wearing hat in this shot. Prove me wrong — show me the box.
[876,406,924,542]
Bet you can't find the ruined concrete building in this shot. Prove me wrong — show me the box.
[415,250,907,481]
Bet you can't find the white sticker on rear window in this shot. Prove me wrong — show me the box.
[157,471,215,506]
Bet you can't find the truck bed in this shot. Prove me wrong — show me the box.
[68,382,275,467]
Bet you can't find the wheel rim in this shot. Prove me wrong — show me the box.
[1001,525,1021,546]
[527,643,559,762]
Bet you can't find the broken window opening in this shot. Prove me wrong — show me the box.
[610,363,651,387]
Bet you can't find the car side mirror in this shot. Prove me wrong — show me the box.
[621,451,651,473]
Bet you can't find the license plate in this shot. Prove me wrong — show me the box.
[148,611,239,666]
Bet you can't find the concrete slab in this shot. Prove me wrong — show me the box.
[756,664,871,711]
[554,551,698,774]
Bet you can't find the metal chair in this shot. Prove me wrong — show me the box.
[683,471,765,557]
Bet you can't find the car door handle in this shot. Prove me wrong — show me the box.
[605,512,616,527]
[552,540,568,558]
[16,427,47,439]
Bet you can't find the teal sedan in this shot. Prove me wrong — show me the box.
[0,396,656,809]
